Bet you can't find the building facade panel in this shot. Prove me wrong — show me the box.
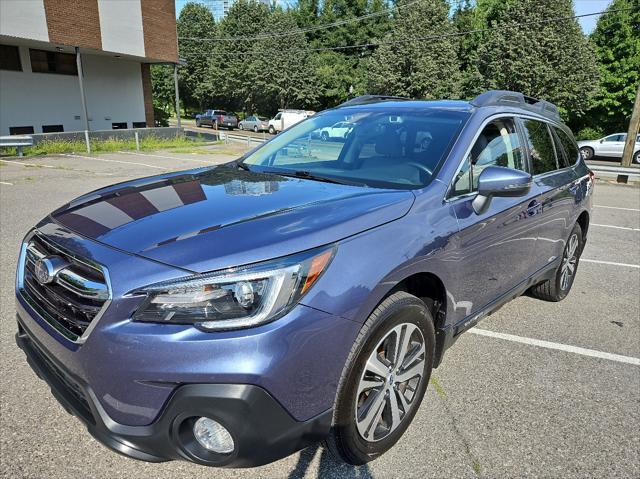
[0,0,49,42]
[43,0,102,50]
[141,0,178,63]
[97,0,145,58]
[0,45,146,135]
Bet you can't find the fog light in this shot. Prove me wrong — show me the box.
[193,417,235,454]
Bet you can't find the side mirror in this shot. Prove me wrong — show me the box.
[472,166,532,215]
[599,139,604,143]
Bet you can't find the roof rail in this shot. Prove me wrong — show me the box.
[339,95,411,107]
[470,90,560,121]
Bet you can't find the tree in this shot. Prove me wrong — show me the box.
[476,0,599,124]
[252,9,318,111]
[367,0,460,99]
[588,0,640,132]
[176,3,217,111]
[205,0,270,113]
[150,64,175,113]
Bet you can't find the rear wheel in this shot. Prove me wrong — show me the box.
[326,291,434,465]
[253,126,259,133]
[580,147,594,160]
[530,223,583,302]
[195,119,201,127]
[321,131,329,141]
[634,151,639,164]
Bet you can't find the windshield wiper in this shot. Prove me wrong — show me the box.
[277,170,363,186]
[229,160,251,171]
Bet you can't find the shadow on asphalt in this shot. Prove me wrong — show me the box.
[288,443,373,479]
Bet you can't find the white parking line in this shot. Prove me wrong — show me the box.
[470,328,640,366]
[61,153,168,170]
[0,181,14,185]
[591,223,640,232]
[594,205,640,212]
[118,150,214,164]
[581,258,640,269]
[0,159,54,168]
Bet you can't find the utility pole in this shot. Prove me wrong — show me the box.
[618,83,640,183]
[174,63,181,130]
[75,47,91,153]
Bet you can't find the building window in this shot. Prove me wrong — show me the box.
[42,125,64,133]
[9,126,34,135]
[0,45,22,71]
[29,49,77,75]
[132,122,146,128]
[112,122,128,129]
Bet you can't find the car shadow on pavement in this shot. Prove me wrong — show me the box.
[288,443,373,479]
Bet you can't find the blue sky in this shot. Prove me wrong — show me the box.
[175,0,613,34]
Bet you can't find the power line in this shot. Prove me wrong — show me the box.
[180,7,636,58]
[179,0,426,42]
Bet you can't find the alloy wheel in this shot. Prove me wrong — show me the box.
[355,323,426,442]
[560,233,579,290]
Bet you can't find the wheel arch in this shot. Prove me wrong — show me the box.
[577,210,589,241]
[376,271,449,367]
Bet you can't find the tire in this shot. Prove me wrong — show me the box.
[529,223,583,302]
[321,131,329,142]
[634,151,639,164]
[195,119,201,127]
[238,123,244,130]
[326,291,435,465]
[580,147,594,160]
[269,126,276,135]
[253,126,259,133]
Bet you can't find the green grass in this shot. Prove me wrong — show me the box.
[0,135,209,157]
[430,377,446,399]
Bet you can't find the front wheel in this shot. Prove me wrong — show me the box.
[253,126,259,133]
[529,223,583,302]
[195,119,201,127]
[580,147,594,160]
[321,131,329,142]
[238,123,244,130]
[634,151,639,164]
[326,291,434,465]
[269,126,276,135]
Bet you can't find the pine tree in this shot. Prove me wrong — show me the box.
[588,0,640,132]
[176,3,217,111]
[252,9,318,111]
[367,0,460,99]
[476,0,599,122]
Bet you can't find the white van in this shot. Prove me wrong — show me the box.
[268,110,315,134]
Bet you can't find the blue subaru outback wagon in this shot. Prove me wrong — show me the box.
[16,91,592,467]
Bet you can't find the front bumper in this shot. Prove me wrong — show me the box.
[16,318,332,467]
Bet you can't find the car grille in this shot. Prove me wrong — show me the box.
[19,233,110,343]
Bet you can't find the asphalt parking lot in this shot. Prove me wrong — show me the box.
[1,150,639,478]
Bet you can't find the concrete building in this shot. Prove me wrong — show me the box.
[0,0,178,136]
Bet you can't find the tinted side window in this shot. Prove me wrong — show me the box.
[522,120,558,175]
[552,127,579,168]
[452,118,525,195]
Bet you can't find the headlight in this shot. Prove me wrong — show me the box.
[132,246,335,331]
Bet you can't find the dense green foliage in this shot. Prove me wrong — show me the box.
[152,0,639,136]
[586,0,640,133]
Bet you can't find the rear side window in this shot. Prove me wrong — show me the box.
[521,120,558,175]
[451,118,525,195]
[551,127,579,168]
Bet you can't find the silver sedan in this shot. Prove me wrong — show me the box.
[578,133,640,163]
[238,116,269,133]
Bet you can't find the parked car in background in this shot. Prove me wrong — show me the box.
[196,110,238,130]
[15,91,593,468]
[268,109,314,134]
[239,115,269,132]
[578,133,640,163]
[319,121,354,141]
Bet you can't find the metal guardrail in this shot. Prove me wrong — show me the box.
[588,164,640,178]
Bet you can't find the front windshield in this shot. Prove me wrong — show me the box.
[243,108,469,189]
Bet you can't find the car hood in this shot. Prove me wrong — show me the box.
[51,166,414,273]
